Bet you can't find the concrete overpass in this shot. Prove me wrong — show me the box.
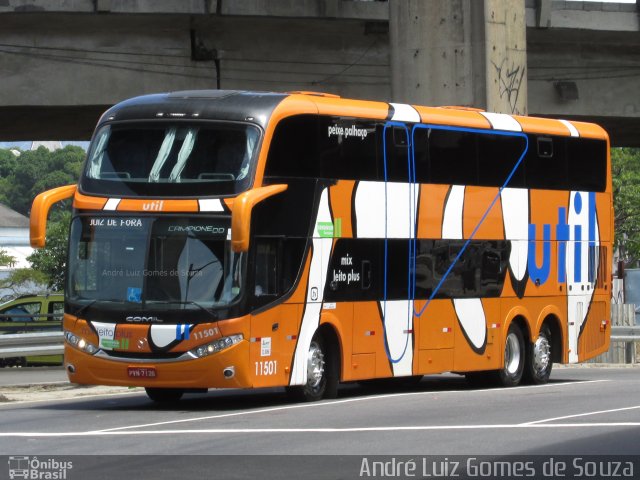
[0,0,638,146]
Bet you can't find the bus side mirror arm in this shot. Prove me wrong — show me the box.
[30,184,77,248]
[231,184,288,253]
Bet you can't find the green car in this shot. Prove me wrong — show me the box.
[0,293,64,367]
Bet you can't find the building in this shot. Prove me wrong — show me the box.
[0,203,40,300]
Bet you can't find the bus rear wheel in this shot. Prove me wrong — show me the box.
[145,387,184,403]
[524,324,553,384]
[287,332,338,402]
[496,323,525,387]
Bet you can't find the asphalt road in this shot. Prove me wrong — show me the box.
[0,366,67,386]
[1,367,639,479]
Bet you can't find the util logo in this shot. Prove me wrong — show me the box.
[528,191,597,286]
[142,200,164,211]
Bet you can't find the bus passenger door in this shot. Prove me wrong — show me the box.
[249,237,306,387]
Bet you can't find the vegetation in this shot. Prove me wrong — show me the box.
[0,146,84,294]
[0,146,84,217]
[612,147,640,269]
[26,210,71,292]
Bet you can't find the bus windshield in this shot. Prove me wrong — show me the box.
[80,122,260,197]
[67,216,243,315]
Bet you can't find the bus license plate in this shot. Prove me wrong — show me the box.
[127,367,157,378]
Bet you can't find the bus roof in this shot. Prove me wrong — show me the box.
[98,90,608,142]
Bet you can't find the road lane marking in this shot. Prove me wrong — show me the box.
[522,404,640,425]
[96,380,607,433]
[2,422,640,437]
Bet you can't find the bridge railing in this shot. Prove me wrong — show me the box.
[0,331,64,359]
[0,307,638,363]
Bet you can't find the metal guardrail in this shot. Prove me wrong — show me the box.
[0,325,638,360]
[610,325,640,342]
[0,314,61,320]
[0,332,64,358]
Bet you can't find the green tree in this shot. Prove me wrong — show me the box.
[0,247,49,296]
[612,147,640,268]
[0,146,84,216]
[0,249,16,267]
[0,267,49,295]
[0,146,82,295]
[0,149,19,177]
[27,211,71,292]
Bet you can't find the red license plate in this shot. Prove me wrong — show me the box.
[127,367,157,379]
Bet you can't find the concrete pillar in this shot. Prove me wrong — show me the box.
[389,0,527,115]
[484,0,528,115]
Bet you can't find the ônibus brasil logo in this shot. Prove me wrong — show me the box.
[8,456,73,479]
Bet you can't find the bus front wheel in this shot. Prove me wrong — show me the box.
[145,387,184,403]
[287,332,338,402]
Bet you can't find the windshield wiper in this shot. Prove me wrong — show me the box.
[145,300,218,321]
[73,298,122,318]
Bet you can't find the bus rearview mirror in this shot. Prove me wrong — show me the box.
[30,184,77,248]
[231,184,288,253]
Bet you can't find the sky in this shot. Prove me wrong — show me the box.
[0,141,89,151]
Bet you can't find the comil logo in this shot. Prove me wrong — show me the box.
[8,456,73,479]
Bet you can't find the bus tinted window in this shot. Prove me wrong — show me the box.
[266,115,379,181]
[80,122,260,197]
[412,128,526,188]
[477,133,526,188]
[429,129,478,185]
[266,115,319,178]
[266,115,607,192]
[324,238,510,302]
[526,137,568,190]
[383,126,410,182]
[567,137,607,192]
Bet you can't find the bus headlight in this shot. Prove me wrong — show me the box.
[190,334,243,358]
[64,331,99,355]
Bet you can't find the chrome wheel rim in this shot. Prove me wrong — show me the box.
[532,334,551,375]
[505,332,521,375]
[307,341,325,388]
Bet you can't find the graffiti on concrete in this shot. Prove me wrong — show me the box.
[492,58,526,115]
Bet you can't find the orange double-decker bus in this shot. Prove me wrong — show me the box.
[31,91,612,402]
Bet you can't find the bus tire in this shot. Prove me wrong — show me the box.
[287,332,338,402]
[145,387,184,403]
[524,324,553,385]
[496,323,525,387]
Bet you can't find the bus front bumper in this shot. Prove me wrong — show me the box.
[63,341,252,389]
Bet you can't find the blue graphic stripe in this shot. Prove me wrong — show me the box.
[411,124,529,318]
[381,122,413,364]
[379,122,529,364]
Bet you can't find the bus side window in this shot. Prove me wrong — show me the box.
[254,240,279,298]
[567,137,607,192]
[477,133,526,188]
[253,238,306,308]
[526,136,568,190]
[265,116,318,178]
[429,129,478,185]
[383,127,410,182]
[412,128,430,183]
